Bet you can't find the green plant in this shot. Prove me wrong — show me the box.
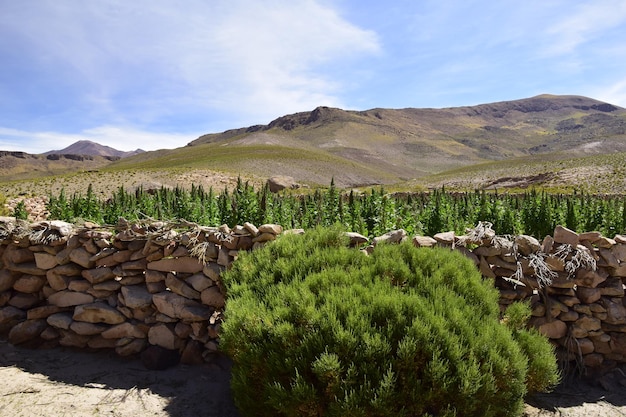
[13,200,29,220]
[220,227,559,417]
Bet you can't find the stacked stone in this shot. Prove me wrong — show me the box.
[413,224,626,370]
[0,217,282,364]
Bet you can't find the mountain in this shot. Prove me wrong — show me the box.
[3,94,626,193]
[188,94,626,181]
[45,140,145,158]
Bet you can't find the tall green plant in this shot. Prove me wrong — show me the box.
[220,227,559,417]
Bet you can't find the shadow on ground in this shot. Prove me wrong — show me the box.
[524,366,626,416]
[0,339,241,417]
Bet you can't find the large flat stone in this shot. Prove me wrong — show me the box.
[73,302,126,324]
[152,291,211,322]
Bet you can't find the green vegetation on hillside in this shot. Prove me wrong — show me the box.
[220,227,559,416]
[46,179,626,238]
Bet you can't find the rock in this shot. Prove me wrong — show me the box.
[82,267,116,284]
[27,305,64,320]
[252,232,276,243]
[152,291,212,322]
[70,321,108,336]
[373,229,406,245]
[47,312,74,329]
[58,330,89,348]
[344,232,369,246]
[243,222,259,236]
[115,338,147,356]
[201,286,225,309]
[553,225,579,246]
[203,263,224,281]
[0,306,27,325]
[48,291,94,307]
[101,322,148,339]
[73,302,126,324]
[148,257,204,274]
[13,275,46,293]
[180,340,205,365]
[120,285,153,309]
[8,319,47,345]
[141,345,180,370]
[8,292,41,310]
[577,315,602,331]
[68,279,91,292]
[515,235,541,256]
[576,287,602,304]
[34,252,58,269]
[0,270,18,292]
[186,273,214,292]
[258,224,283,235]
[583,353,604,368]
[603,298,626,325]
[166,273,201,300]
[267,176,298,193]
[148,323,183,350]
[433,231,456,245]
[575,269,608,288]
[3,246,35,264]
[69,247,95,269]
[46,263,82,287]
[412,235,437,248]
[537,319,567,339]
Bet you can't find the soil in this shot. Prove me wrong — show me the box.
[3,339,626,417]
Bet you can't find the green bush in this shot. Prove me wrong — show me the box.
[220,227,559,417]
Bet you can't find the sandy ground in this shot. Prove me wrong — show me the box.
[3,338,626,417]
[0,339,240,417]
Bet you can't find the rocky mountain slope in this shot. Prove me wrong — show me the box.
[2,95,626,191]
[189,94,626,180]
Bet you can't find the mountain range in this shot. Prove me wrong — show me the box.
[45,140,145,158]
[2,94,626,192]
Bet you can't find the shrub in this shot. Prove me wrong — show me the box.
[220,227,559,417]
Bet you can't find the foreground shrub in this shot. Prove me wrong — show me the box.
[220,227,559,417]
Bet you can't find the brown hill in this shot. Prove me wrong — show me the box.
[189,94,626,181]
[45,140,145,158]
[2,94,626,195]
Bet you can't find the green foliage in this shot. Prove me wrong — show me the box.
[45,182,626,238]
[13,200,29,220]
[503,301,561,393]
[220,227,559,417]
[0,193,10,216]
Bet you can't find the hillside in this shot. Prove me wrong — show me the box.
[2,94,626,195]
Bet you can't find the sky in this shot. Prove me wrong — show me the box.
[1,0,626,154]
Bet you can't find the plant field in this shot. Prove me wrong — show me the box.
[45,179,626,239]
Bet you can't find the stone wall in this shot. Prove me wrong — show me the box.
[410,223,626,372]
[1,217,626,371]
[0,217,284,365]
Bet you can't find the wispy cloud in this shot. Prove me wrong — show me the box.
[0,0,380,130]
[542,1,626,57]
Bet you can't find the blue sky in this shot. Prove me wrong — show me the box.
[1,0,626,154]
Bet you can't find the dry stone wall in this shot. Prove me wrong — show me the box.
[0,217,284,365]
[1,217,626,372]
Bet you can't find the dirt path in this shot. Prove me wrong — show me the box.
[2,338,626,417]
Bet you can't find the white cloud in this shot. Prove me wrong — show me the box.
[0,126,194,154]
[1,0,381,127]
[592,79,626,108]
[542,1,626,56]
